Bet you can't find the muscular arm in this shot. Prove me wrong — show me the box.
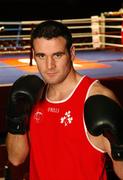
[102,136,123,179]
[6,133,29,166]
[87,81,123,179]
[112,160,123,179]
[5,75,45,166]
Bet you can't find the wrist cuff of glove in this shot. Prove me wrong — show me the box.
[7,114,28,135]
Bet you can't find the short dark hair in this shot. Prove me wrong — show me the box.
[31,20,73,52]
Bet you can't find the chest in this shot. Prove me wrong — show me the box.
[31,100,84,141]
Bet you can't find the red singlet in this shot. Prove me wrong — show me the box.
[30,76,107,180]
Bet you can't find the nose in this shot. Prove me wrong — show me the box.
[47,57,56,70]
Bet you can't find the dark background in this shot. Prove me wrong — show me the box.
[0,0,123,21]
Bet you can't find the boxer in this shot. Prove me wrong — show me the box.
[5,20,123,180]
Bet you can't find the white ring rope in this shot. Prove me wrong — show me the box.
[0,14,123,54]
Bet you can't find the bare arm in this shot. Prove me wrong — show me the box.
[88,81,123,179]
[102,136,123,179]
[112,159,123,179]
[6,133,29,166]
[5,75,44,166]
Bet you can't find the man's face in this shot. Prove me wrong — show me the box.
[33,36,75,85]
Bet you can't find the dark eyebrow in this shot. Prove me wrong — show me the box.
[53,52,65,55]
[35,52,45,56]
[35,51,66,57]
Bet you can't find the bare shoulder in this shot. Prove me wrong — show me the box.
[89,80,117,101]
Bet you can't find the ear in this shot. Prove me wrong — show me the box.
[70,45,76,61]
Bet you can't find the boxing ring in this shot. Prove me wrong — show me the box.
[0,11,123,86]
[0,9,123,180]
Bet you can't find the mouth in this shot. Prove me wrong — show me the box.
[46,72,57,76]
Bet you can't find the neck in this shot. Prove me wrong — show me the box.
[46,70,83,101]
